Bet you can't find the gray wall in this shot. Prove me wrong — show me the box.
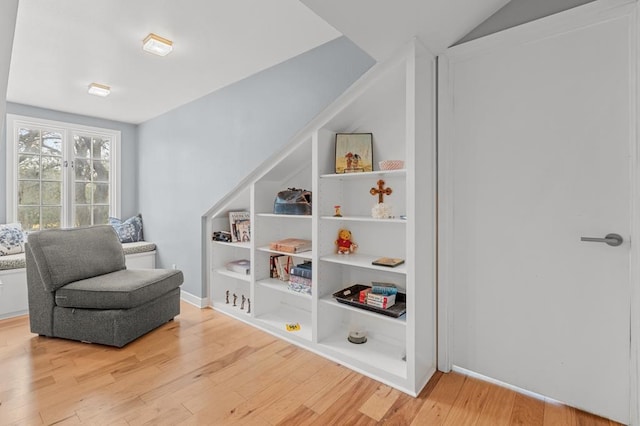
[138,36,374,298]
[455,0,596,45]
[1,103,139,222]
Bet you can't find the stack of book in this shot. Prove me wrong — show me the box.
[358,283,397,309]
[269,238,312,253]
[288,261,312,295]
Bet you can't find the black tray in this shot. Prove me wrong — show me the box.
[332,284,406,318]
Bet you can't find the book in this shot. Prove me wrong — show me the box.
[269,238,312,253]
[290,263,312,279]
[236,219,251,242]
[275,255,292,281]
[367,292,396,306]
[358,288,396,308]
[228,211,250,242]
[269,255,282,278]
[366,297,395,309]
[371,282,398,295]
[225,259,250,275]
[289,275,312,286]
[294,261,312,270]
[371,257,404,268]
[288,278,312,295]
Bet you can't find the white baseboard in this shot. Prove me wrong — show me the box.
[180,290,208,308]
[0,309,27,320]
[451,366,563,404]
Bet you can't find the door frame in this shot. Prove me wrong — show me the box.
[437,0,640,423]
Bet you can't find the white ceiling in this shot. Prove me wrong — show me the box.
[6,0,509,125]
[300,0,510,60]
[6,0,341,124]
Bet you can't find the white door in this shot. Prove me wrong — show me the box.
[439,3,635,423]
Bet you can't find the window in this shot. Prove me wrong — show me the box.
[6,115,120,231]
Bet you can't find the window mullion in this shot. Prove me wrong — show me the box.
[63,130,72,228]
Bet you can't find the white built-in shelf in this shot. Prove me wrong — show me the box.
[205,43,435,397]
[320,253,407,274]
[256,213,312,219]
[257,278,312,300]
[318,334,407,379]
[320,169,406,180]
[213,241,251,249]
[320,215,406,224]
[257,246,313,260]
[215,268,251,282]
[255,305,312,341]
[319,296,406,325]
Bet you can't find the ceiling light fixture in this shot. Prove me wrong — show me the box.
[143,33,173,56]
[88,82,111,97]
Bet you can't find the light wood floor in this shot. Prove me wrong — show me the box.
[0,302,620,426]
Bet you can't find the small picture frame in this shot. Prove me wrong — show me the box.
[335,133,373,174]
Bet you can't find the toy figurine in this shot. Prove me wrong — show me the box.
[333,205,343,217]
[241,294,246,310]
[335,228,358,254]
[247,298,251,314]
[225,290,230,304]
[233,293,237,307]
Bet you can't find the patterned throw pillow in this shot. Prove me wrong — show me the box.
[108,214,144,243]
[0,223,27,256]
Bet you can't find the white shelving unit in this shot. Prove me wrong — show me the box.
[203,41,436,396]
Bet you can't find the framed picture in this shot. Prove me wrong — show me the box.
[335,133,373,174]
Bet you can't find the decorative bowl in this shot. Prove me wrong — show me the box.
[379,160,404,170]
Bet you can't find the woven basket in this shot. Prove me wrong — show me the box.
[378,160,404,170]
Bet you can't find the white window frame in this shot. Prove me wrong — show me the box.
[5,114,121,228]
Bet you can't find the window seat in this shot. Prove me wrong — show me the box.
[0,242,157,319]
[0,241,157,271]
[0,253,25,271]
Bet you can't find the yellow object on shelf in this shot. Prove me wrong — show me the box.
[285,322,301,332]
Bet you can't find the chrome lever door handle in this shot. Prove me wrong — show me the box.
[580,233,623,247]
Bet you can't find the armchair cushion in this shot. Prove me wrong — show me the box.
[55,268,183,310]
[28,226,126,291]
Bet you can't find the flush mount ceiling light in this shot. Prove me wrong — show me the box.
[88,82,111,97]
[143,33,173,56]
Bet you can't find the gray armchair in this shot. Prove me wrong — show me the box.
[26,225,183,347]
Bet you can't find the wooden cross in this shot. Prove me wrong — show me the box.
[370,179,392,203]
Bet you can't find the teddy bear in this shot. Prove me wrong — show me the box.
[335,228,358,254]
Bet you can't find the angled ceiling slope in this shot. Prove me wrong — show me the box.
[300,0,510,59]
[7,0,340,124]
